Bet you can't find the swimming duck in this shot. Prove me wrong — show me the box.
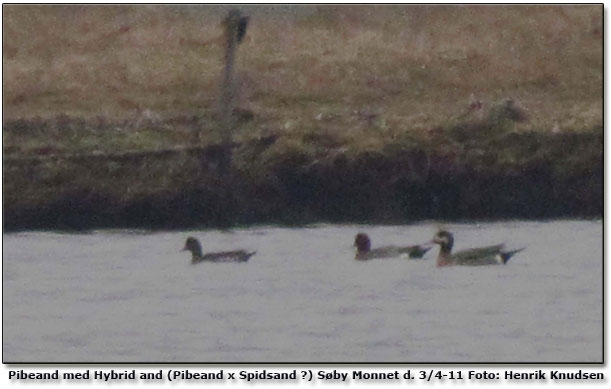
[354,233,432,260]
[182,237,255,264]
[431,230,524,267]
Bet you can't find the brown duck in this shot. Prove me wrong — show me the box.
[182,237,255,264]
[353,233,432,260]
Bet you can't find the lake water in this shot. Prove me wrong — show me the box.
[2,220,602,363]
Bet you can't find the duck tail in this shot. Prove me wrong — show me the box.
[502,247,525,264]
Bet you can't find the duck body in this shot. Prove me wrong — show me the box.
[192,250,256,264]
[182,237,255,264]
[354,233,432,260]
[432,230,523,267]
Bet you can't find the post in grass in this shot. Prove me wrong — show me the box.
[218,9,248,173]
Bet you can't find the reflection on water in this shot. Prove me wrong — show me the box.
[2,220,602,362]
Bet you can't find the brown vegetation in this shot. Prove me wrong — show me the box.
[2,5,603,230]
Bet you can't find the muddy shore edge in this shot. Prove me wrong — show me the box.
[3,118,602,232]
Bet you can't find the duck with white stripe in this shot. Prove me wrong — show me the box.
[431,230,524,267]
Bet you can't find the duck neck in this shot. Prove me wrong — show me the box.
[355,251,369,260]
[357,246,370,254]
[190,247,203,262]
[436,244,453,267]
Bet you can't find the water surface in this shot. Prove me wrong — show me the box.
[2,220,602,362]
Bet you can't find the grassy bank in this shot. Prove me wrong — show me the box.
[3,115,602,231]
[2,5,603,230]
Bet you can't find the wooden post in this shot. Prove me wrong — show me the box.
[218,9,243,173]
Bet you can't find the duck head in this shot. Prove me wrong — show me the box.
[182,237,203,258]
[432,230,454,252]
[354,233,371,254]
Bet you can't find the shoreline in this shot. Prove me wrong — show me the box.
[3,119,602,232]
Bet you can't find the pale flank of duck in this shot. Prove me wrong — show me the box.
[182,237,255,264]
[431,230,524,267]
[353,233,432,260]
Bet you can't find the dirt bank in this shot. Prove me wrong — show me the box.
[3,117,602,231]
[2,5,602,230]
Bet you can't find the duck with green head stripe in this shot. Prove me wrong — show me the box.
[431,230,524,267]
